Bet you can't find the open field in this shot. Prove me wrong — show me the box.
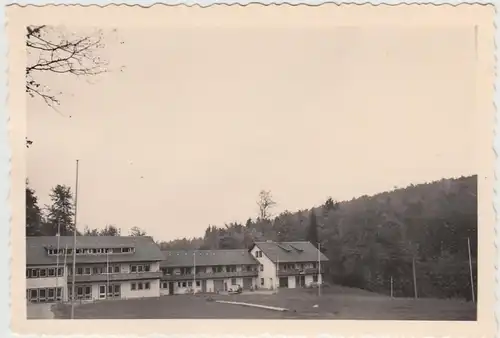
[48,286,476,320]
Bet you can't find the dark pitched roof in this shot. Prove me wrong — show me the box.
[26,236,164,266]
[160,249,260,268]
[251,241,329,263]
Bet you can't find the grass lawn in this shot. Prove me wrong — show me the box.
[212,287,476,320]
[51,286,476,320]
[52,295,294,319]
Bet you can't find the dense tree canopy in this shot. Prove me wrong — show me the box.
[25,180,43,236]
[157,176,478,300]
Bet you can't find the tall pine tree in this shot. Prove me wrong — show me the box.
[45,184,75,236]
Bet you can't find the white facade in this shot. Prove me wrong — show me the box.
[26,265,69,302]
[122,279,160,299]
[26,262,161,303]
[250,244,323,290]
[161,276,257,295]
[250,245,279,289]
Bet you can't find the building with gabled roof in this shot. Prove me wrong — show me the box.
[160,249,260,295]
[248,241,328,290]
[26,236,164,303]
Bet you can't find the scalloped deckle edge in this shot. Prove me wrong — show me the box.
[4,3,498,338]
[4,1,499,8]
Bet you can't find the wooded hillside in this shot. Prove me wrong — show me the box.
[158,175,478,300]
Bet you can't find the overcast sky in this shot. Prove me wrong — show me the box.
[27,26,476,241]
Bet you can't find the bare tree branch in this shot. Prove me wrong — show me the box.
[26,25,118,147]
[26,25,109,109]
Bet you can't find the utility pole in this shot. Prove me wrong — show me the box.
[412,256,418,299]
[70,159,80,320]
[390,276,393,298]
[467,237,475,303]
[106,251,110,299]
[409,240,418,299]
[62,244,68,301]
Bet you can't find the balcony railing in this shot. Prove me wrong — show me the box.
[69,271,161,283]
[161,270,258,281]
[277,267,321,277]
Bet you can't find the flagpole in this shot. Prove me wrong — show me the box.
[55,220,61,300]
[193,251,196,294]
[106,251,110,299]
[70,159,80,320]
[318,242,321,297]
[275,254,279,293]
[62,244,68,302]
[467,237,475,303]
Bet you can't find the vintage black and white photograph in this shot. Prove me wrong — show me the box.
[9,4,494,331]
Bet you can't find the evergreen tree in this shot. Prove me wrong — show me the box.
[45,184,75,235]
[26,181,43,236]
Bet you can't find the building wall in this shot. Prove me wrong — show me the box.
[250,245,277,290]
[206,279,214,292]
[304,274,322,286]
[27,275,67,289]
[27,262,162,303]
[160,281,169,295]
[26,265,69,302]
[122,279,160,299]
[161,277,257,295]
[171,279,202,294]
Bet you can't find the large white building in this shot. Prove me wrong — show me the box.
[249,241,328,290]
[26,236,164,303]
[160,249,260,295]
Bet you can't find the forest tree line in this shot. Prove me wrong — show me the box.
[157,176,478,301]
[26,180,147,238]
[26,176,478,300]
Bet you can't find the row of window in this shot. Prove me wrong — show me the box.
[279,263,317,270]
[47,247,135,256]
[69,264,151,276]
[166,278,240,289]
[67,284,122,300]
[27,287,63,303]
[175,280,201,288]
[27,264,153,279]
[131,281,151,291]
[162,265,257,275]
[26,267,64,279]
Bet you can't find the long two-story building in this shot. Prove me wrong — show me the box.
[160,249,260,295]
[249,241,329,290]
[160,241,329,294]
[26,236,164,303]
